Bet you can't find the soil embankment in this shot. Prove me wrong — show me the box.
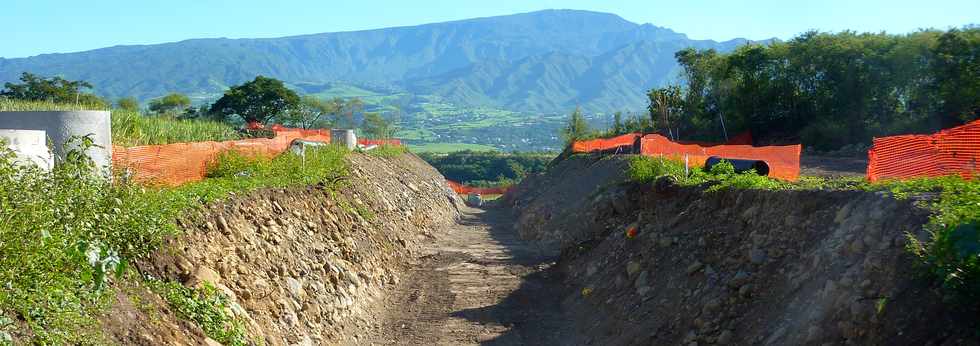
[101,153,464,345]
[502,154,977,345]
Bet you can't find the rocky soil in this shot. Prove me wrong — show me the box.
[91,151,978,345]
[100,153,464,345]
[503,154,978,345]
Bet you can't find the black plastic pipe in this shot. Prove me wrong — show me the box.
[705,156,770,176]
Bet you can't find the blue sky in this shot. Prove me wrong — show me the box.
[2,0,976,58]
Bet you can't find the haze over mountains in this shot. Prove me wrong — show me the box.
[0,10,762,114]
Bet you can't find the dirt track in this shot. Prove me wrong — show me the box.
[367,206,575,345]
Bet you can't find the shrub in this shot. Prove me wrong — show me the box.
[148,281,248,346]
[627,155,686,183]
[0,136,348,342]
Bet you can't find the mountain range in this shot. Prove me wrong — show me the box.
[0,10,764,114]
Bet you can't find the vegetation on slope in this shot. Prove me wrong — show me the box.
[626,155,980,312]
[0,138,347,343]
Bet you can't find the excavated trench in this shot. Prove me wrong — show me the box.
[98,153,975,345]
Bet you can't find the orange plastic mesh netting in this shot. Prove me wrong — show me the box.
[446,180,511,195]
[358,138,403,147]
[112,129,330,186]
[572,133,642,153]
[639,134,802,181]
[867,120,980,182]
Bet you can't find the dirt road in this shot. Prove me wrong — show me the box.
[367,205,576,345]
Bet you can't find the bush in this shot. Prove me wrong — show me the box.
[0,137,348,342]
[627,155,687,183]
[0,138,179,343]
[148,281,248,346]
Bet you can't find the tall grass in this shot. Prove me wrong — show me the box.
[110,109,241,147]
[0,98,241,147]
[0,98,108,111]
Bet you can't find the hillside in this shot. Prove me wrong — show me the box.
[0,10,763,151]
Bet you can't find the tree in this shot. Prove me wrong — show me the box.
[647,85,684,140]
[210,76,300,125]
[337,97,364,129]
[1,72,106,106]
[932,28,980,127]
[281,95,340,129]
[612,111,624,135]
[148,93,191,116]
[361,112,394,139]
[116,97,139,111]
[560,106,592,144]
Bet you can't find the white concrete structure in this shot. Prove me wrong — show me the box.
[0,111,112,170]
[330,129,357,150]
[0,129,53,170]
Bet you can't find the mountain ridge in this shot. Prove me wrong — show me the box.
[0,10,765,106]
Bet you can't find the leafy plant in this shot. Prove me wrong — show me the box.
[148,280,248,346]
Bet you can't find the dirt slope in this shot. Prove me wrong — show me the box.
[503,154,977,345]
[100,153,464,345]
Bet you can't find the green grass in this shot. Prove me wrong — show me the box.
[0,99,242,147]
[627,154,980,311]
[0,98,108,111]
[364,145,409,158]
[0,138,348,343]
[111,109,242,147]
[407,142,499,153]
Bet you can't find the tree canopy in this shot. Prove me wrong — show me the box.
[560,106,592,145]
[650,27,980,150]
[148,93,191,116]
[116,97,139,112]
[0,72,106,106]
[361,112,395,139]
[210,76,300,124]
[280,95,341,129]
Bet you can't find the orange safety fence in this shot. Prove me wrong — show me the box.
[867,119,980,182]
[572,131,754,154]
[571,133,642,153]
[358,138,403,147]
[269,124,333,138]
[639,134,802,181]
[113,130,331,186]
[447,180,511,195]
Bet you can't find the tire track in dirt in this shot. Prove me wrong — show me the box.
[367,206,574,345]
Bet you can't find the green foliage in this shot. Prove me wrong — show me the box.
[664,27,980,150]
[148,281,248,346]
[211,76,300,125]
[116,97,140,112]
[647,85,684,140]
[419,150,553,186]
[0,137,177,344]
[361,112,396,139]
[560,106,593,145]
[365,145,408,158]
[0,98,108,111]
[0,72,106,107]
[280,95,341,129]
[0,135,347,342]
[626,155,686,183]
[148,93,191,116]
[111,108,241,146]
[202,146,348,195]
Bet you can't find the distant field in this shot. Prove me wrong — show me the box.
[407,142,500,153]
